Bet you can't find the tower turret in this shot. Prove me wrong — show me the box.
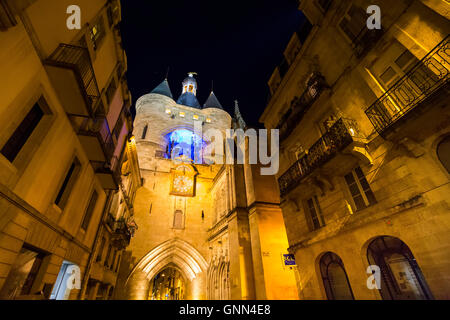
[177,72,201,109]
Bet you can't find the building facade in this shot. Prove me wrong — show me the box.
[0,0,134,300]
[115,74,299,300]
[260,0,449,299]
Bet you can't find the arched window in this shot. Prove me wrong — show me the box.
[437,136,450,173]
[367,236,433,300]
[319,252,354,300]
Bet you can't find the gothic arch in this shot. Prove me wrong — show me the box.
[125,239,208,300]
[207,255,230,300]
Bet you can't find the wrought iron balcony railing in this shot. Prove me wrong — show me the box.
[365,35,449,134]
[277,72,327,141]
[278,118,360,196]
[45,44,101,115]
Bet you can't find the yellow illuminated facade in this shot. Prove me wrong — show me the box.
[0,0,135,300]
[260,0,450,300]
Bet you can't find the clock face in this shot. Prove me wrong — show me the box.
[173,175,193,193]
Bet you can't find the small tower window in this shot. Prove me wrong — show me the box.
[141,125,148,139]
[165,109,172,115]
[206,118,212,123]
[193,115,199,120]
[189,85,194,92]
[179,112,185,118]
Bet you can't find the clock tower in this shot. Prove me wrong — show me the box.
[118,73,297,301]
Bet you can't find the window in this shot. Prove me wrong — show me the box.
[437,136,450,173]
[81,190,98,231]
[378,47,419,88]
[193,114,199,120]
[50,261,80,300]
[307,196,325,230]
[344,166,376,211]
[106,78,117,106]
[55,158,81,210]
[319,252,354,300]
[0,244,46,299]
[1,103,44,162]
[179,112,185,118]
[96,237,106,262]
[206,118,211,123]
[90,16,106,51]
[141,125,148,139]
[339,5,367,42]
[106,5,114,27]
[104,244,112,267]
[114,254,122,273]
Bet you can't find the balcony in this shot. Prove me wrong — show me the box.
[106,215,132,250]
[44,44,101,117]
[78,118,115,162]
[277,72,328,141]
[365,36,449,135]
[93,155,121,190]
[278,118,365,197]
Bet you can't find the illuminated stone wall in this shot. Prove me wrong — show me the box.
[260,0,450,300]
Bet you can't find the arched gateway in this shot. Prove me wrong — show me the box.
[125,239,208,300]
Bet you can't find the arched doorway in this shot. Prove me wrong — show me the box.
[437,136,450,173]
[319,252,354,300]
[149,265,186,300]
[125,239,208,300]
[367,236,433,300]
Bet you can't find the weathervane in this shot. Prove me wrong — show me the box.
[188,72,198,77]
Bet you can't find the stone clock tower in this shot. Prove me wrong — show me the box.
[117,74,298,300]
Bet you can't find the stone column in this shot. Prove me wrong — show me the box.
[126,269,150,300]
[248,203,299,300]
[227,208,255,300]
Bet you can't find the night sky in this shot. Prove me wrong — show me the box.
[120,1,305,127]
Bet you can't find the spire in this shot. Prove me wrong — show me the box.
[203,91,223,110]
[234,100,246,129]
[177,72,201,109]
[150,79,173,99]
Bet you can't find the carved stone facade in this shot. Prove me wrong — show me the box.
[115,76,298,300]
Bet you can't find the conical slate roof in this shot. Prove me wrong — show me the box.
[177,92,201,109]
[203,91,223,110]
[150,79,173,99]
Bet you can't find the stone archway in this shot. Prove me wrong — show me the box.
[125,238,208,300]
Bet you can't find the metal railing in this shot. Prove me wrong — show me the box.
[365,35,450,134]
[277,72,327,141]
[278,118,359,196]
[45,44,101,115]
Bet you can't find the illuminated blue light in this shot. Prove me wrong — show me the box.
[164,129,206,162]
